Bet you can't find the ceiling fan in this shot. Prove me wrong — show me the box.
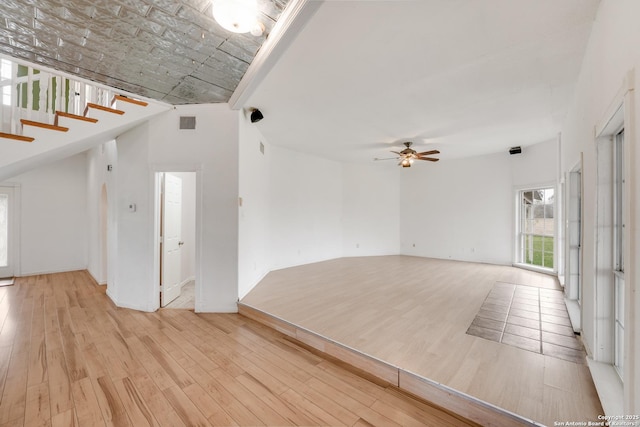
[375,142,440,167]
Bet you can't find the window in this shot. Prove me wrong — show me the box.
[0,194,7,267]
[613,130,624,379]
[518,187,554,269]
[1,58,12,106]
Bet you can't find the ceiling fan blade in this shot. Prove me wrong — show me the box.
[374,157,399,161]
[390,151,402,155]
[416,157,439,162]
[416,150,440,156]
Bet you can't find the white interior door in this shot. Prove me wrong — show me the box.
[0,187,13,278]
[161,173,182,307]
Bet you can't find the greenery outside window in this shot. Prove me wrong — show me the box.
[518,187,554,270]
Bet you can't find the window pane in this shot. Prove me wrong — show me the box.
[519,187,554,270]
[0,194,7,267]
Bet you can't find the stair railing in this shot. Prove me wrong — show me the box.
[0,53,159,138]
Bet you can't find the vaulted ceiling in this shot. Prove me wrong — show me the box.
[0,0,602,161]
[0,0,290,104]
[245,0,602,161]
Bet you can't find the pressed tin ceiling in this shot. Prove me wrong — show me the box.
[0,0,290,104]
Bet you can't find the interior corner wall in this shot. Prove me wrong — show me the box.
[238,117,402,299]
[559,0,640,414]
[238,113,272,298]
[267,145,343,270]
[399,152,512,264]
[3,154,88,276]
[148,104,239,313]
[399,140,558,265]
[342,164,400,256]
[238,112,344,298]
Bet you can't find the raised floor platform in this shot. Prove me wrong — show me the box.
[239,256,603,426]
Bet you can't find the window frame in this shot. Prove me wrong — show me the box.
[514,184,556,273]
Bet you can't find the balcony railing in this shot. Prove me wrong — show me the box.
[0,54,134,136]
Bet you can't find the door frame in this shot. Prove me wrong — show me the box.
[151,164,202,311]
[0,183,21,278]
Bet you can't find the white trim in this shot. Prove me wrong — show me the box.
[513,181,557,272]
[150,165,202,312]
[512,262,556,276]
[229,0,323,109]
[587,357,624,417]
[106,288,156,313]
[195,301,238,313]
[179,276,195,289]
[16,267,87,277]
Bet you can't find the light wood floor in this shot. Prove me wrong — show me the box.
[0,270,478,426]
[240,256,604,427]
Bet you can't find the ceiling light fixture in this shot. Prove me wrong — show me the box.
[211,0,259,34]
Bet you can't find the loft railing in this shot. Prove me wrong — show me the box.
[0,54,137,136]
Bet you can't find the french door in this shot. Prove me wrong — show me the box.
[0,186,14,278]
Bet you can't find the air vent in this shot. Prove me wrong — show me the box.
[179,116,196,130]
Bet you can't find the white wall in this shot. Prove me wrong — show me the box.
[239,116,345,298]
[238,115,272,298]
[86,141,117,285]
[238,115,401,298]
[559,0,640,414]
[399,140,558,265]
[342,164,400,256]
[112,123,154,310]
[83,105,239,313]
[148,104,239,312]
[268,145,343,270]
[4,154,88,276]
[399,152,512,264]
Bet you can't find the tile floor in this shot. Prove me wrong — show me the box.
[466,282,586,364]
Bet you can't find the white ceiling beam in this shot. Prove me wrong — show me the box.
[229,0,323,110]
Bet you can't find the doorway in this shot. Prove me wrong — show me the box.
[0,186,15,279]
[157,172,197,309]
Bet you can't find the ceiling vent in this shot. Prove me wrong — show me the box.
[179,116,196,130]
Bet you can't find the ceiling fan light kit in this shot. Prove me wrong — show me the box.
[375,141,440,168]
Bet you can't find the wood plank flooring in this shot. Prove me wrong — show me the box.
[0,270,477,426]
[240,256,604,427]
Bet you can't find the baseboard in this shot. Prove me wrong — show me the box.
[106,288,156,312]
[238,270,270,300]
[179,276,195,289]
[195,300,237,313]
[237,303,541,427]
[16,266,88,277]
[86,269,107,286]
